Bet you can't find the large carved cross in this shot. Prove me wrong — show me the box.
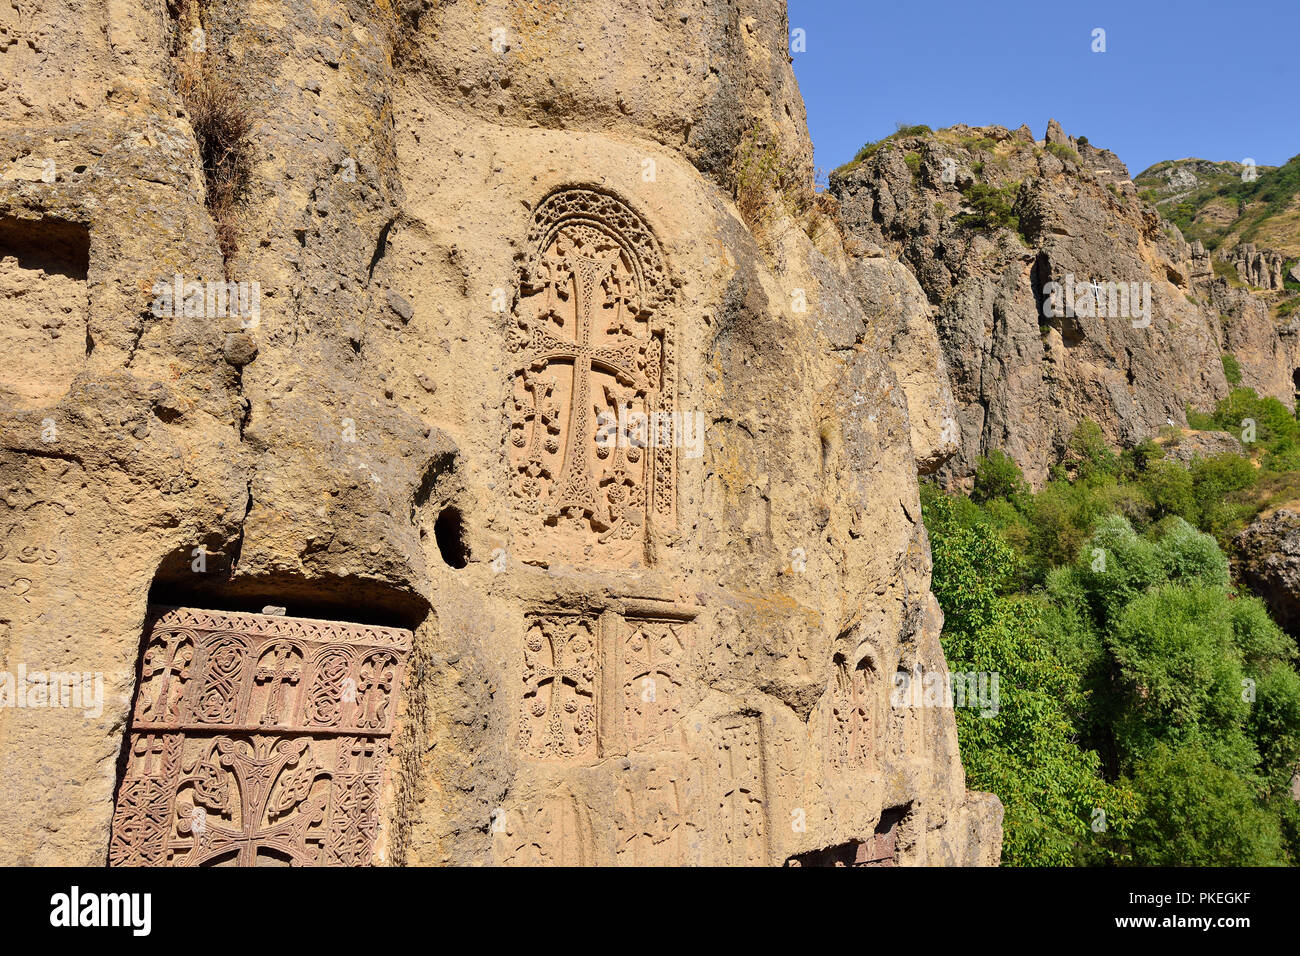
[716,722,765,864]
[520,253,650,527]
[186,738,325,867]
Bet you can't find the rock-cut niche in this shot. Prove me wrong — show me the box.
[0,215,90,409]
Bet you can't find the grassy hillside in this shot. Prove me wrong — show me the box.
[1136,155,1300,259]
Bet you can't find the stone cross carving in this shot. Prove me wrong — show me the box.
[509,188,677,565]
[253,641,301,725]
[179,736,327,867]
[621,619,685,749]
[109,607,411,867]
[715,715,768,866]
[355,652,397,730]
[520,616,596,760]
[136,628,194,724]
[828,656,874,771]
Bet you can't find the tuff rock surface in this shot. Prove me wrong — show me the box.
[0,0,1000,865]
[1232,242,1288,291]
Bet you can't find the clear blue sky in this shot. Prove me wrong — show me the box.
[788,0,1299,178]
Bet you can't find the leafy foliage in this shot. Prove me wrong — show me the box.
[1128,744,1287,866]
[924,411,1300,865]
[839,124,934,172]
[1044,142,1081,164]
[923,493,1136,865]
[1222,352,1243,385]
[956,181,1020,232]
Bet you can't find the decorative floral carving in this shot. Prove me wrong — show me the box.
[109,607,411,867]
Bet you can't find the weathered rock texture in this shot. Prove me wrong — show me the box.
[831,121,1300,487]
[1231,242,1288,291]
[1235,508,1300,637]
[0,0,1000,865]
[1162,428,1245,467]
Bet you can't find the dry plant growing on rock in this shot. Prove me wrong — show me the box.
[177,62,251,269]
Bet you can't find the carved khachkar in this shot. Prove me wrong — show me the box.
[616,613,687,751]
[520,603,695,762]
[615,759,704,865]
[508,188,677,565]
[109,606,411,867]
[858,805,908,866]
[714,714,769,866]
[519,614,597,761]
[495,789,592,866]
[889,662,925,765]
[827,655,874,772]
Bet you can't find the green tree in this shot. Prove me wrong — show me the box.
[1128,744,1287,866]
[1139,460,1195,521]
[1065,419,1118,480]
[972,449,1027,503]
[924,494,1135,865]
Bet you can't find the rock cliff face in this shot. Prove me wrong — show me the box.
[1232,242,1288,291]
[831,122,1300,487]
[1236,509,1300,636]
[0,0,1000,865]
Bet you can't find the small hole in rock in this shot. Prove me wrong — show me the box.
[435,507,468,569]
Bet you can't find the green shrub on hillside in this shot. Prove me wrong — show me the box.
[955,181,1020,232]
[924,417,1300,865]
[972,449,1028,503]
[1206,388,1300,470]
[1222,352,1243,385]
[840,124,934,173]
[1045,142,1080,163]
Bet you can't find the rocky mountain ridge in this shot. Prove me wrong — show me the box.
[829,120,1300,487]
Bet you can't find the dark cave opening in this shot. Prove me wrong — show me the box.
[434,506,469,569]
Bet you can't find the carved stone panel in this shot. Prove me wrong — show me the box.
[783,806,909,867]
[494,789,591,866]
[889,662,925,765]
[109,607,411,867]
[508,188,676,566]
[713,714,769,866]
[519,614,597,760]
[616,613,687,751]
[827,654,874,773]
[859,804,909,866]
[615,759,704,866]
